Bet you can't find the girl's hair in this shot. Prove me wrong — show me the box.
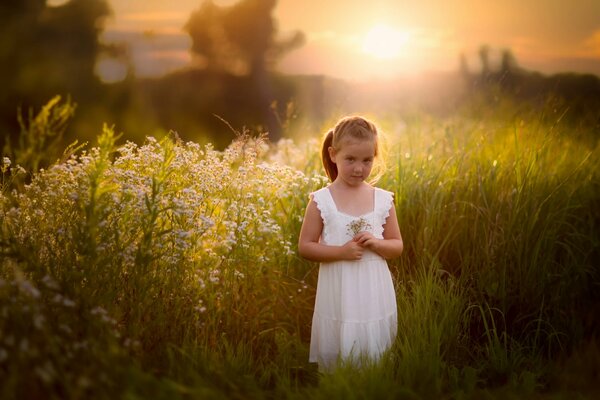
[321,115,385,182]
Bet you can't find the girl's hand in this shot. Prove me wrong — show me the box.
[353,232,379,252]
[340,239,364,260]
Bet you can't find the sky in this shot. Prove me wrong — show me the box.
[90,0,600,82]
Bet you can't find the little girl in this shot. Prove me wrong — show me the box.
[298,115,403,372]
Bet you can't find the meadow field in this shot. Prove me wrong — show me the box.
[1,99,599,399]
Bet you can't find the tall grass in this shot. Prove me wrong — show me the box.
[1,100,599,398]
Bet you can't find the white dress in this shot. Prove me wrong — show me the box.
[309,186,398,371]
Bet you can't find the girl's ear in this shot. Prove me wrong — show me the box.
[328,146,337,164]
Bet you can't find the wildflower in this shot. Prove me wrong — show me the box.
[42,275,59,290]
[195,305,207,313]
[77,376,92,389]
[33,314,45,329]
[15,165,26,175]
[19,339,29,354]
[346,217,372,236]
[35,361,56,384]
[17,279,40,299]
[62,298,76,307]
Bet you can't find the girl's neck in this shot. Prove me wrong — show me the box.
[330,180,371,192]
[328,181,375,216]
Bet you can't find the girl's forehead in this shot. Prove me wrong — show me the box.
[338,137,376,149]
[337,137,376,155]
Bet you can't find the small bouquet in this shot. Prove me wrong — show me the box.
[346,217,372,236]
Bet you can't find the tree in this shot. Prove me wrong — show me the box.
[459,52,470,79]
[185,0,303,76]
[0,0,112,149]
[184,1,234,72]
[184,0,304,141]
[478,45,491,78]
[500,49,518,75]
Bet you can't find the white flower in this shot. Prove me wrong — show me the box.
[18,280,40,299]
[346,217,372,236]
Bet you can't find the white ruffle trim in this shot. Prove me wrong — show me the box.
[311,188,334,241]
[373,189,394,237]
[309,311,397,371]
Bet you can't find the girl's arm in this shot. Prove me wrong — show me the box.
[353,203,404,259]
[298,200,364,262]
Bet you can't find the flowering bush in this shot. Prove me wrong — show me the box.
[0,126,326,395]
[0,269,125,398]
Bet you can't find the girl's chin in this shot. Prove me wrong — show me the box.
[341,177,365,185]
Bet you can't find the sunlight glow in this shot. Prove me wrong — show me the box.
[361,24,409,60]
[96,58,128,84]
[46,0,70,7]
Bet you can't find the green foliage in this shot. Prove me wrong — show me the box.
[0,265,130,399]
[0,0,111,97]
[392,261,466,396]
[0,0,114,149]
[392,114,598,343]
[1,103,599,398]
[3,96,78,174]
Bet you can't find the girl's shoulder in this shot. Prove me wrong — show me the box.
[311,186,330,195]
[309,186,330,201]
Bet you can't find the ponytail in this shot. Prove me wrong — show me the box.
[321,130,337,181]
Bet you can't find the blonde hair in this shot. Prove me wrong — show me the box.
[321,116,386,183]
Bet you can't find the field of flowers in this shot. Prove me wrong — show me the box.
[1,100,599,399]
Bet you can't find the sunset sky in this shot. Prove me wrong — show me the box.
[95,0,600,82]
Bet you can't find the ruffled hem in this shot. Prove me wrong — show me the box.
[309,312,397,371]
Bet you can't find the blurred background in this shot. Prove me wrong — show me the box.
[1,0,599,153]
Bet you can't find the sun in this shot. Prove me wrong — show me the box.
[361,24,409,60]
[46,0,71,6]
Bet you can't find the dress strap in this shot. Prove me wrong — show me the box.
[310,187,336,240]
[310,187,333,219]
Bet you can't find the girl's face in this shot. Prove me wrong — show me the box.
[329,138,376,186]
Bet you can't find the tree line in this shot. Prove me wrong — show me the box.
[0,0,304,156]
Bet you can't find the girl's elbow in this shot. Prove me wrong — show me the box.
[389,240,403,258]
[297,242,310,259]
